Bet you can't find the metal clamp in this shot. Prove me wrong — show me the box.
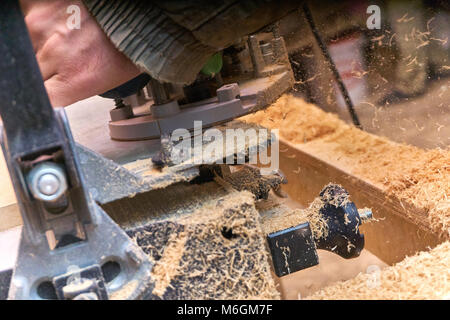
[0,0,153,299]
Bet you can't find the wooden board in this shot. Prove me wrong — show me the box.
[278,139,445,265]
[0,150,15,208]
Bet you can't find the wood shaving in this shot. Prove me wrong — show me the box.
[150,231,188,297]
[261,196,329,240]
[307,241,450,300]
[130,191,280,300]
[241,94,450,237]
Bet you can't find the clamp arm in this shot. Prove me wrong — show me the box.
[0,0,152,300]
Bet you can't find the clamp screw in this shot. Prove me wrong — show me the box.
[38,173,60,196]
[27,162,68,202]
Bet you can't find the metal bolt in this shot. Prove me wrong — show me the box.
[110,98,133,121]
[260,42,274,65]
[27,162,68,202]
[38,173,60,195]
[358,209,373,223]
[114,98,126,109]
[248,35,265,77]
[149,78,172,105]
[272,24,281,39]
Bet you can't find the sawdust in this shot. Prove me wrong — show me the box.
[242,94,343,144]
[307,241,450,300]
[150,231,188,297]
[123,158,166,177]
[123,158,194,190]
[221,166,273,200]
[261,196,328,240]
[129,191,280,300]
[242,94,450,236]
[218,165,285,200]
[172,191,280,299]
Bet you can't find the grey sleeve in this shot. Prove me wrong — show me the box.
[82,0,300,85]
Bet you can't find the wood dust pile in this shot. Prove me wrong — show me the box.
[307,241,450,300]
[241,94,450,237]
[128,190,280,300]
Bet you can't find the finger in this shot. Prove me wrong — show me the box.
[44,63,141,108]
[36,34,62,81]
[37,59,57,82]
[23,2,67,53]
[24,9,56,52]
[44,72,112,107]
[44,74,78,107]
[36,49,58,81]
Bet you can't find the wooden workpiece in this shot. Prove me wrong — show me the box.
[0,151,20,232]
[1,137,444,264]
[2,95,447,256]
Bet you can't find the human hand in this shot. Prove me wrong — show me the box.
[20,0,141,106]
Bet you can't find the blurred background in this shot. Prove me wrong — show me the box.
[279,0,449,149]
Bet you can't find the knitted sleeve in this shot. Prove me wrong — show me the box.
[82,0,299,84]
